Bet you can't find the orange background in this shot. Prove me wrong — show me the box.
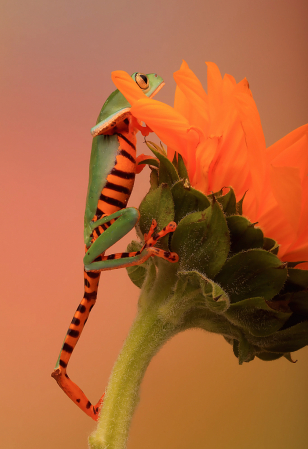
[1,1,308,448]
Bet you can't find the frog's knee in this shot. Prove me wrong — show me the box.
[125,207,140,225]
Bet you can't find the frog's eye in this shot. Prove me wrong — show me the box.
[135,73,149,90]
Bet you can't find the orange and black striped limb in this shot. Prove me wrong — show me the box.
[51,269,104,421]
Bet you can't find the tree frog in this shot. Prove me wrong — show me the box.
[51,72,179,421]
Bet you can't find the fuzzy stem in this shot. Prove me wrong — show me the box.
[88,298,177,449]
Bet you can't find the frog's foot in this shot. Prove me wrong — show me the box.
[51,367,104,421]
[142,220,179,263]
[131,116,152,137]
[93,394,105,421]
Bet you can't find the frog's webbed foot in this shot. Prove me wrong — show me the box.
[142,219,179,263]
[51,367,104,421]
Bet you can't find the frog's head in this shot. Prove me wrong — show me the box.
[91,72,164,137]
[131,72,165,98]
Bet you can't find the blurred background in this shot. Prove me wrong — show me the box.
[1,0,308,448]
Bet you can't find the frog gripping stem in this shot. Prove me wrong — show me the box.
[51,220,178,421]
[141,220,179,263]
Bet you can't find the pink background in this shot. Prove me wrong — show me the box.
[1,1,308,448]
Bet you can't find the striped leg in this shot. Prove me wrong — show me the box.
[51,270,104,421]
[135,220,179,262]
[52,221,178,420]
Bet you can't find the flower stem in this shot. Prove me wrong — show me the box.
[88,295,177,449]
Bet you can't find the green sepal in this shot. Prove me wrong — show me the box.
[269,291,308,317]
[138,183,175,250]
[283,352,297,363]
[149,167,159,190]
[256,351,285,361]
[227,215,264,253]
[171,180,210,223]
[265,296,292,313]
[287,268,308,289]
[288,291,308,316]
[146,140,179,186]
[236,191,247,215]
[178,270,230,313]
[255,321,308,353]
[138,158,159,168]
[171,200,230,279]
[257,352,297,363]
[126,241,147,289]
[172,152,178,170]
[177,153,189,180]
[263,237,279,254]
[224,296,292,337]
[232,335,255,364]
[287,261,307,268]
[215,249,288,303]
[215,187,237,216]
[158,273,200,325]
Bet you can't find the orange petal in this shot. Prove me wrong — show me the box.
[208,112,251,198]
[270,165,302,233]
[266,124,308,163]
[205,62,223,99]
[111,70,146,105]
[282,237,308,263]
[130,98,190,157]
[293,262,308,270]
[234,91,266,212]
[234,77,252,96]
[174,60,209,130]
[222,74,237,94]
[298,175,308,238]
[167,146,177,162]
[185,128,200,181]
[192,134,219,193]
[174,84,192,121]
[270,133,308,183]
[220,74,237,108]
[205,62,223,125]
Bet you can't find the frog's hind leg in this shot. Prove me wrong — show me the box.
[51,269,104,421]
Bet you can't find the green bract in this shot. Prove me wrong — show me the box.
[128,142,308,364]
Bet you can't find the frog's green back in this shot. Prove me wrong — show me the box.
[84,134,119,244]
[96,89,130,126]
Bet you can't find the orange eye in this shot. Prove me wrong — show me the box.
[135,73,149,90]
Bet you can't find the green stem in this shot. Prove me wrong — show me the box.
[88,298,177,449]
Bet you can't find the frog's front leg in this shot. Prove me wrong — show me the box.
[83,208,179,271]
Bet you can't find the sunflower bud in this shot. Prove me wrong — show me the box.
[127,142,308,364]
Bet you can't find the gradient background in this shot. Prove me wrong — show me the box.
[1,1,308,448]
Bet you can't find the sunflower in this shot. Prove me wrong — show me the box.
[112,62,308,268]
